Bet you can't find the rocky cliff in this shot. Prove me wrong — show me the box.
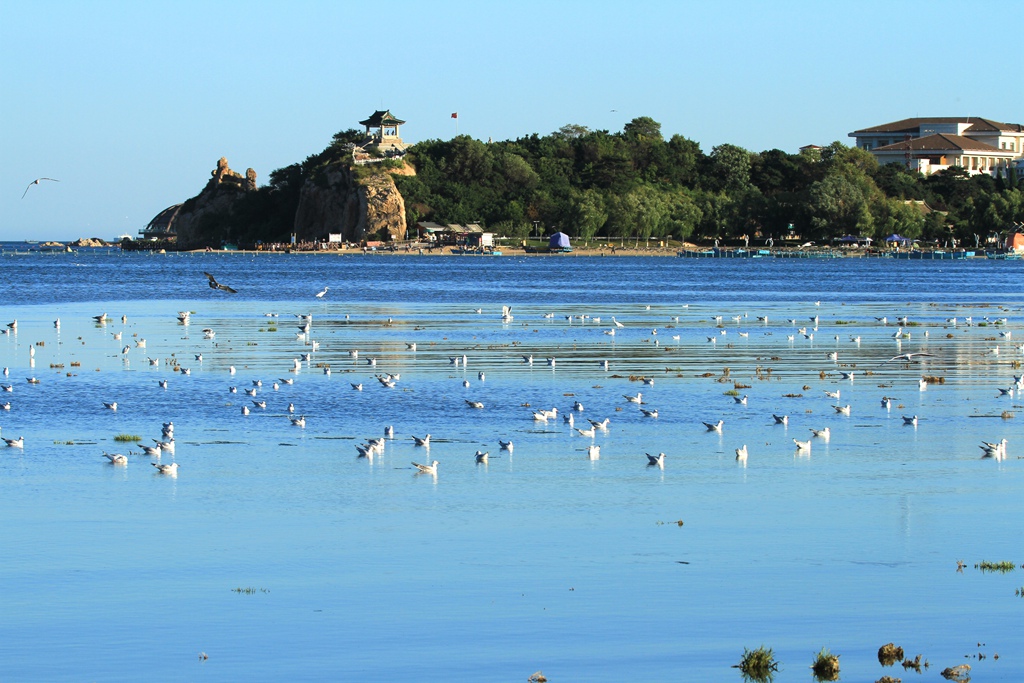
[293,162,410,242]
[169,158,257,245]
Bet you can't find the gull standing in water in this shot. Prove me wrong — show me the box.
[412,460,439,475]
[587,445,601,460]
[735,445,748,462]
[152,462,178,475]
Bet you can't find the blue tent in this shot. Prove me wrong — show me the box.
[885,234,910,244]
[548,232,571,249]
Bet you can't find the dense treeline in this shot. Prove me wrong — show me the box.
[393,116,1024,245]
[185,118,1024,246]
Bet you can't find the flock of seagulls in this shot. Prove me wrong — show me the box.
[0,292,1018,480]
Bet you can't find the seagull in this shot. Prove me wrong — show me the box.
[1,402,10,411]
[919,378,928,391]
[793,438,812,452]
[522,354,533,364]
[573,401,584,412]
[980,439,1008,458]
[733,394,748,405]
[0,384,11,392]
[902,415,918,426]
[587,445,601,460]
[824,389,840,399]
[642,377,655,386]
[406,343,417,351]
[623,392,642,403]
[465,400,484,409]
[21,177,60,199]
[290,415,306,428]
[833,404,851,415]
[103,452,128,465]
[887,352,934,363]
[563,413,574,425]
[474,450,489,464]
[5,436,25,448]
[93,313,108,324]
[773,414,788,425]
[241,405,250,415]
[810,427,830,440]
[287,403,295,413]
[532,411,549,422]
[203,272,237,293]
[140,444,162,456]
[315,286,329,299]
[588,418,610,431]
[839,371,855,381]
[735,444,748,461]
[499,439,513,452]
[278,378,294,385]
[252,400,266,409]
[412,434,431,447]
[881,396,892,409]
[703,420,724,433]
[229,386,237,393]
[575,426,596,438]
[152,462,178,475]
[640,408,658,418]
[245,388,258,396]
[646,452,665,467]
[412,460,439,475]
[103,402,118,411]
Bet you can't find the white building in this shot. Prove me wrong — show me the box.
[849,117,1024,176]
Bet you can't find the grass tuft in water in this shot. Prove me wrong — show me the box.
[113,434,142,442]
[975,560,1016,572]
[811,647,840,681]
[735,645,778,682]
[231,587,270,594]
[878,642,904,666]
[723,389,740,396]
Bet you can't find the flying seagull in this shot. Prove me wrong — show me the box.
[886,352,934,363]
[22,178,59,199]
[203,272,237,293]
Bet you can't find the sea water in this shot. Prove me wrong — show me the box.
[0,251,1021,681]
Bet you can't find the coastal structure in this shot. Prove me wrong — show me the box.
[355,110,409,159]
[849,117,1024,176]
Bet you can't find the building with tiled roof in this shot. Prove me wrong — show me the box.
[849,117,1024,176]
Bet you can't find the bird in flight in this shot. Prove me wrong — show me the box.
[885,352,934,363]
[203,272,237,293]
[22,178,60,199]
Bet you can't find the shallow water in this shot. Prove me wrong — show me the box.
[0,252,1022,681]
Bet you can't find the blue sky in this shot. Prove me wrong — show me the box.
[2,0,1019,241]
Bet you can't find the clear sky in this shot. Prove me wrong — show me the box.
[2,0,1019,241]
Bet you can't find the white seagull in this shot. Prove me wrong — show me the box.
[412,434,431,447]
[773,414,789,425]
[413,460,439,475]
[646,452,665,467]
[103,452,128,465]
[152,462,178,475]
[703,420,724,433]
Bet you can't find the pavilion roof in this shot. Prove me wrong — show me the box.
[360,110,406,127]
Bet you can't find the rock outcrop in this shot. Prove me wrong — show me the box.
[71,238,108,247]
[169,158,257,245]
[293,162,410,243]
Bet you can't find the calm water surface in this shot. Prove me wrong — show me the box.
[1,251,1022,681]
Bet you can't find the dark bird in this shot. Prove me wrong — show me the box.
[203,272,237,293]
[22,178,60,199]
